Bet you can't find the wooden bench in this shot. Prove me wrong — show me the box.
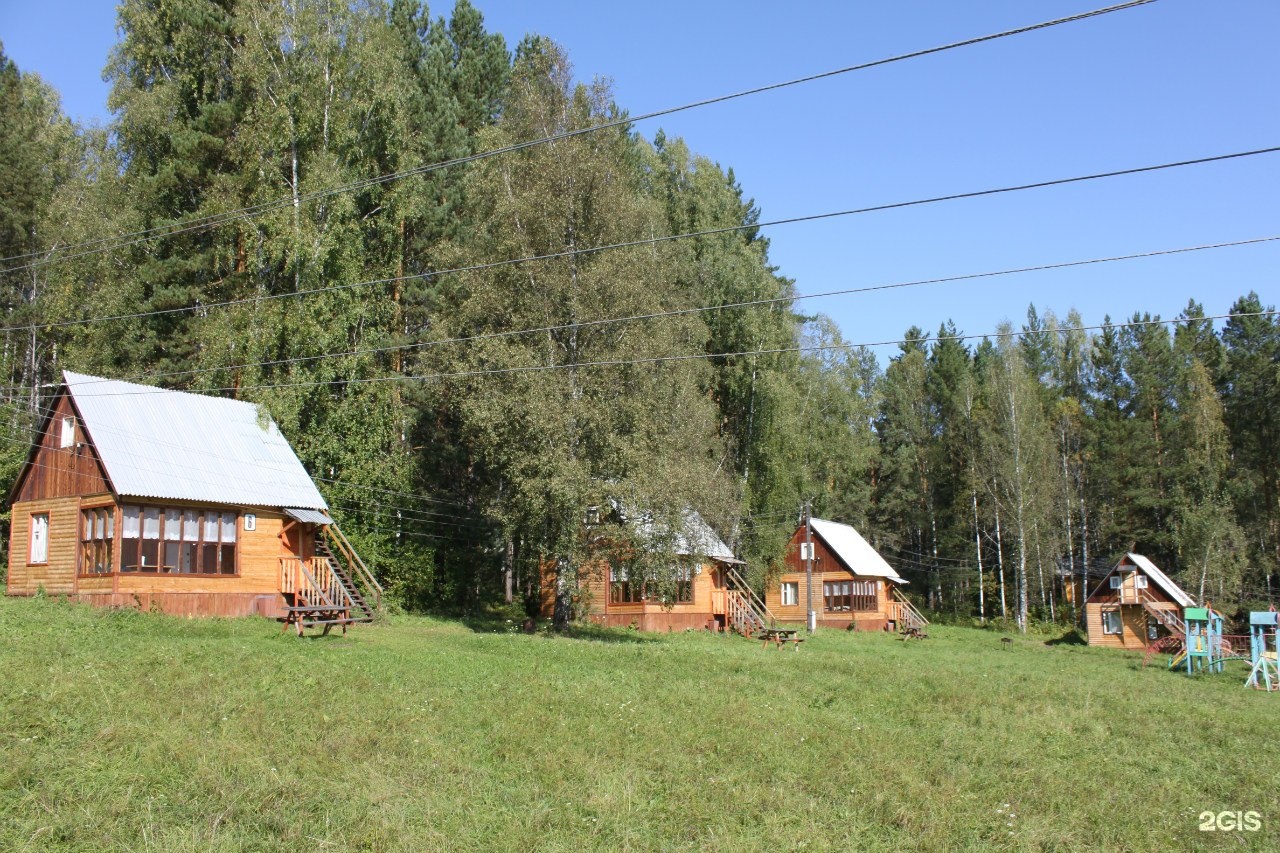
[901,626,929,641]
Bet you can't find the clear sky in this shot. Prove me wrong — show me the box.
[1,0,1276,356]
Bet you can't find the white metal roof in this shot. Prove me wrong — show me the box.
[632,507,739,563]
[810,518,906,583]
[63,371,327,511]
[1122,553,1196,607]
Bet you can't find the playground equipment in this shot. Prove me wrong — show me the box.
[1180,608,1224,674]
[1246,611,1279,691]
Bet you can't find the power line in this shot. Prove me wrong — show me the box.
[77,308,1269,397]
[0,0,1158,273]
[8,143,1274,339]
[83,233,1280,390]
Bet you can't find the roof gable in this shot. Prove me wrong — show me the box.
[61,371,326,510]
[1122,553,1196,607]
[1084,553,1196,607]
[809,518,904,583]
[630,507,738,563]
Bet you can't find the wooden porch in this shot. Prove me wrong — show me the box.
[278,524,382,636]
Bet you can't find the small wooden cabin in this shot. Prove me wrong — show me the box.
[764,518,925,632]
[6,371,377,624]
[539,509,764,633]
[1083,553,1194,650]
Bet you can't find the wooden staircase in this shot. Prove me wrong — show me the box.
[725,566,776,636]
[889,588,929,635]
[277,523,382,635]
[1139,588,1186,637]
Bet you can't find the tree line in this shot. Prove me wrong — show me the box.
[0,0,1275,629]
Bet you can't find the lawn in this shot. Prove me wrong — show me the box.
[1,596,1276,851]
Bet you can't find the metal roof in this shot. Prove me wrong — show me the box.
[632,507,739,563]
[1122,553,1196,608]
[63,371,327,511]
[810,518,906,583]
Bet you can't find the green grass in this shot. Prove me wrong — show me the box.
[2,596,1277,851]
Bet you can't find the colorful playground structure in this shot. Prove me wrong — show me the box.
[1147,606,1279,690]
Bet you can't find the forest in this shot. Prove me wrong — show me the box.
[0,0,1275,631]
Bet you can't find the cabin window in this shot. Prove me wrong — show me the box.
[1102,609,1122,635]
[120,505,237,574]
[781,582,798,606]
[1109,575,1122,589]
[824,580,878,612]
[667,562,694,604]
[1134,574,1148,589]
[60,417,75,449]
[609,562,642,605]
[823,581,850,612]
[29,513,49,564]
[79,507,114,574]
[1147,618,1160,641]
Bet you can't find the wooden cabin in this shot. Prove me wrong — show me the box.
[538,508,768,633]
[764,518,926,633]
[6,371,378,628]
[1083,553,1194,650]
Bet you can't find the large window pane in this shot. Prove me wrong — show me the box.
[29,514,48,563]
[182,510,199,541]
[121,539,139,571]
[200,542,219,574]
[164,509,181,541]
[219,543,236,575]
[142,508,160,540]
[122,506,140,539]
[220,513,236,543]
[179,543,197,573]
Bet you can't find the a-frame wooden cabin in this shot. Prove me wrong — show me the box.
[6,371,379,631]
[1083,553,1194,650]
[764,518,927,633]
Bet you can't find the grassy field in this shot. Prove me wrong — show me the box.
[2,596,1277,851]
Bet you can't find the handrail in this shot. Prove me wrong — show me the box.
[726,565,777,627]
[280,556,350,610]
[890,588,929,632]
[324,523,383,607]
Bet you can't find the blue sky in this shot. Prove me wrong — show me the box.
[1,0,1276,355]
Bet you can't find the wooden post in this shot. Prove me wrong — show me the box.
[805,501,816,635]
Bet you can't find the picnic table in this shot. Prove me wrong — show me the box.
[279,603,352,637]
[758,627,804,651]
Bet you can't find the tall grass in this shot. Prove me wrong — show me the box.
[1,596,1276,851]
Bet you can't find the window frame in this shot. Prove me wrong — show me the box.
[1109,575,1123,589]
[1102,609,1123,635]
[117,504,240,577]
[780,581,798,607]
[78,505,115,576]
[28,513,49,565]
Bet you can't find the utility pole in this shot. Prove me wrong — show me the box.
[804,501,816,634]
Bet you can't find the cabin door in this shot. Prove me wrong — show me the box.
[282,521,315,560]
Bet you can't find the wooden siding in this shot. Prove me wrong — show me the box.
[9,499,293,617]
[7,496,82,595]
[538,557,725,630]
[1084,557,1179,606]
[1085,601,1181,650]
[14,392,111,503]
[762,528,894,630]
[72,591,283,618]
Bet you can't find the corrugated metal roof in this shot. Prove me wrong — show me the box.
[633,508,738,563]
[64,371,327,511]
[810,518,905,583]
[284,508,332,525]
[1124,553,1196,607]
